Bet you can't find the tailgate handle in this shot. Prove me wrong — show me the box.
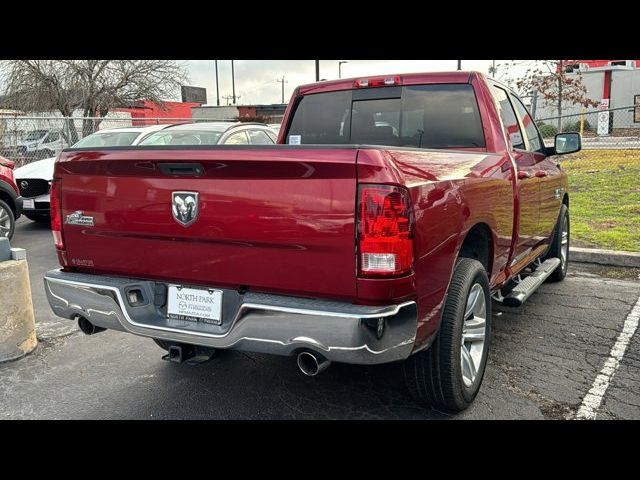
[158,163,204,176]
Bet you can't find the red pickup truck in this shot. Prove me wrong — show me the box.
[44,71,580,411]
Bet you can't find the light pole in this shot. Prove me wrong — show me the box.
[231,60,236,104]
[214,60,220,106]
[457,60,462,70]
[338,60,348,78]
[315,60,320,81]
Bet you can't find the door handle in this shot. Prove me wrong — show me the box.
[158,162,204,176]
[534,170,548,178]
[517,171,531,179]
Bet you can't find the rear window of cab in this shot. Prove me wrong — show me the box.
[285,84,485,149]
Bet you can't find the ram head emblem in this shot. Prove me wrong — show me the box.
[171,191,199,227]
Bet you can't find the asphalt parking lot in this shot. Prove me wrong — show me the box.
[1,217,639,420]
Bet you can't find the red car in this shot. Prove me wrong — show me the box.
[43,71,580,411]
[0,156,23,240]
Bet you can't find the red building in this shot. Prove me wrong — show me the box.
[561,60,640,108]
[115,100,201,126]
[563,60,640,69]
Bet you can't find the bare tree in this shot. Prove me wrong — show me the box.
[0,60,188,143]
[501,60,599,129]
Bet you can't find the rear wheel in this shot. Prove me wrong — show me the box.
[403,258,491,412]
[0,199,15,240]
[545,204,569,282]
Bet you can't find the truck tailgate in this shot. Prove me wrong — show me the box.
[55,147,358,300]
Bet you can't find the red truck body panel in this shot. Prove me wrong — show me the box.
[0,156,19,196]
[56,147,359,300]
[356,147,516,346]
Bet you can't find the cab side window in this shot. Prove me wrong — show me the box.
[490,85,525,150]
[511,95,545,153]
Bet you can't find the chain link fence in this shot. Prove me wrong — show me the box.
[536,105,640,155]
[536,105,640,252]
[0,115,238,168]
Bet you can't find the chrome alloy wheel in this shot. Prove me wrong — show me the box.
[560,216,569,269]
[0,205,11,237]
[460,283,487,388]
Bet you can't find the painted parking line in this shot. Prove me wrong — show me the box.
[576,293,640,419]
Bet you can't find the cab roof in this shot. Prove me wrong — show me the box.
[297,71,480,96]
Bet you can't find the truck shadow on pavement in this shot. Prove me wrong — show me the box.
[15,217,51,232]
[136,349,451,420]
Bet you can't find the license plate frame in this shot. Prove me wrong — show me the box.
[166,285,223,326]
[23,198,35,209]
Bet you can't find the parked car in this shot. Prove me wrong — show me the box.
[13,124,171,222]
[17,129,68,160]
[43,72,579,411]
[137,122,278,146]
[267,123,281,135]
[0,155,23,239]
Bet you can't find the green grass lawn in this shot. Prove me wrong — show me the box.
[560,149,640,252]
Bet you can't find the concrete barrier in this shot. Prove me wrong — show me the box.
[0,238,37,362]
[571,247,640,268]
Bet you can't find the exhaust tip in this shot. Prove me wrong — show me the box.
[296,351,330,377]
[77,316,106,335]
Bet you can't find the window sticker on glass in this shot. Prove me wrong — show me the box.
[509,132,523,147]
[289,135,301,145]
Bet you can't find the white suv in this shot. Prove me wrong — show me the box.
[18,129,68,161]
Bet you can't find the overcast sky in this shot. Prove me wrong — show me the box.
[181,60,521,105]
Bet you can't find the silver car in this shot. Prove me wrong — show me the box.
[138,122,278,146]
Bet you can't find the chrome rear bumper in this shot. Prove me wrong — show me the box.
[43,269,417,365]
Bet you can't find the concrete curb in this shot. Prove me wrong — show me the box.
[571,247,640,268]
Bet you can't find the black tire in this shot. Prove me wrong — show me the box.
[403,258,492,412]
[0,199,16,240]
[544,204,569,282]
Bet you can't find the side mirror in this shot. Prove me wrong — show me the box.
[553,132,581,155]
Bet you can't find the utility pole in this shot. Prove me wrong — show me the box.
[457,60,462,70]
[215,60,220,106]
[489,60,496,77]
[231,60,236,104]
[277,76,288,104]
[557,60,563,131]
[315,60,320,81]
[338,60,348,79]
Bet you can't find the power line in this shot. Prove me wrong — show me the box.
[222,94,241,106]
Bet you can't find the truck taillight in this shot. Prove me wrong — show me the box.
[50,178,64,250]
[357,185,414,277]
[354,76,402,88]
